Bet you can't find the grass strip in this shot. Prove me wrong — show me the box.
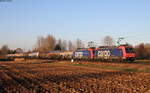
[70,63,150,73]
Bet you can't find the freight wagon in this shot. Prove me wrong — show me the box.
[28,52,39,58]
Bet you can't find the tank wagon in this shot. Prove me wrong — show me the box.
[28,52,39,58]
[6,53,25,58]
[46,51,73,60]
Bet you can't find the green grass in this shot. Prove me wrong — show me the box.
[37,61,150,73]
[70,63,150,73]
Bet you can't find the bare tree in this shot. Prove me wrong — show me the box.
[36,35,56,52]
[54,39,74,51]
[1,45,10,55]
[58,39,62,47]
[15,48,23,53]
[103,36,114,46]
[145,43,150,59]
[45,35,56,51]
[54,39,62,51]
[135,43,150,59]
[54,44,61,50]
[76,38,84,49]
[68,40,74,51]
[61,40,67,51]
[36,36,45,52]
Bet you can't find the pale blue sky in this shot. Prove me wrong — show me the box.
[0,0,150,50]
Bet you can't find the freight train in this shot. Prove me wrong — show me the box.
[6,45,136,62]
[73,45,136,61]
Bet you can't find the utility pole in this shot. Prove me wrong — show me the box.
[88,41,95,48]
[117,37,124,46]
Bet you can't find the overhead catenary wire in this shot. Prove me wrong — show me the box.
[93,33,150,47]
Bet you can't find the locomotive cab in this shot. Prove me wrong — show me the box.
[119,45,136,61]
[73,48,95,60]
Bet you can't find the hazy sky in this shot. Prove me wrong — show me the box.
[0,0,150,50]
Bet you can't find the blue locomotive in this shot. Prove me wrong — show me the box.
[73,45,136,61]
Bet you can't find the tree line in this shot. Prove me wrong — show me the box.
[0,45,23,56]
[34,34,84,52]
[0,35,150,59]
[134,43,150,59]
[35,35,113,52]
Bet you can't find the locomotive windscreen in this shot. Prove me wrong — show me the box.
[125,48,135,53]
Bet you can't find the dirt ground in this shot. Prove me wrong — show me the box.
[0,60,150,93]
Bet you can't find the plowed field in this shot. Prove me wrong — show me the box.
[0,60,150,93]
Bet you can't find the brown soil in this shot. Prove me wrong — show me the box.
[0,60,150,93]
